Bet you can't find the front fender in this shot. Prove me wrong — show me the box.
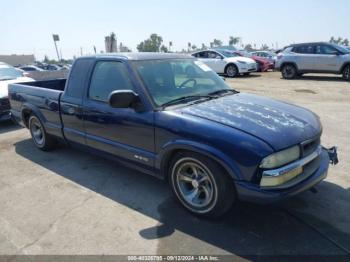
[156,139,243,181]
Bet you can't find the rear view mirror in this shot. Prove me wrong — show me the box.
[108,90,140,109]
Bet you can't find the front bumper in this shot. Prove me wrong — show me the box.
[235,148,331,204]
[239,63,258,73]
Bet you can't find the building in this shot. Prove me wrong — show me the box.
[105,36,117,53]
[0,54,35,66]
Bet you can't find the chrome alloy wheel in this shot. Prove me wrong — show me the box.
[30,117,45,146]
[173,158,218,212]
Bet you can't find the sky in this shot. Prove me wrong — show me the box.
[1,0,349,60]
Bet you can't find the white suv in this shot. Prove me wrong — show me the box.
[192,49,257,77]
[275,42,350,80]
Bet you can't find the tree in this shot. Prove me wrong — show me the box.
[212,39,223,47]
[119,42,131,52]
[137,33,163,52]
[329,36,349,46]
[160,45,168,53]
[229,36,240,46]
[44,55,49,63]
[108,32,117,52]
[191,45,197,51]
[244,44,253,51]
[201,43,207,50]
[261,44,269,50]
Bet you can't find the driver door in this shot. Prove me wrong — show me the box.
[83,60,155,168]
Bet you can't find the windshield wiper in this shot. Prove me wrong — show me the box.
[161,95,213,108]
[207,89,239,96]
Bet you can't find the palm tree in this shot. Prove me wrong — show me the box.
[229,36,241,46]
[109,32,117,52]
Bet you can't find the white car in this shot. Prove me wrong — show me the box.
[0,62,34,121]
[192,49,257,77]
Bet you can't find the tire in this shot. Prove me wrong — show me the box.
[28,114,56,151]
[281,64,298,79]
[225,64,238,78]
[342,65,350,81]
[169,151,236,218]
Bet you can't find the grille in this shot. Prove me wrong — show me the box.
[301,137,320,158]
[0,98,10,111]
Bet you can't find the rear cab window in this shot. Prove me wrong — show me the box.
[65,58,94,99]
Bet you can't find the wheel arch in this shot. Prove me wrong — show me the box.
[21,103,46,128]
[157,140,243,182]
[340,62,350,74]
[280,61,299,71]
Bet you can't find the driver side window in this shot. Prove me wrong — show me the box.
[208,51,221,59]
[89,61,134,102]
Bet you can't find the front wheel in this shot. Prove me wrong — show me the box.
[225,64,238,78]
[169,152,236,218]
[29,115,56,151]
[281,64,297,79]
[343,65,350,81]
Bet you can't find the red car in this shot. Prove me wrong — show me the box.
[234,51,273,72]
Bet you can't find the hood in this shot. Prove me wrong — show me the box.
[251,55,270,64]
[179,93,321,151]
[0,77,34,98]
[226,56,256,64]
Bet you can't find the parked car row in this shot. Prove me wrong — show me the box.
[193,42,350,81]
[17,63,71,72]
[191,49,276,78]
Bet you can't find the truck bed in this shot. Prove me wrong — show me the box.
[8,79,67,138]
[21,79,66,91]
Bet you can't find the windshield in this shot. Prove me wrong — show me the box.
[217,50,240,58]
[331,43,350,54]
[133,59,233,107]
[0,65,23,80]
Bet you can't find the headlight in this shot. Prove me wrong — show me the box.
[260,145,300,169]
[237,60,247,64]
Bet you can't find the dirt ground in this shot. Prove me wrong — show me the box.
[0,71,349,257]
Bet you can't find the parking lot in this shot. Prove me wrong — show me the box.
[0,71,349,257]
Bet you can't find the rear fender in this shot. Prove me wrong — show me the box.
[21,103,46,128]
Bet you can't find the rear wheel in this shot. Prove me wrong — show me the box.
[281,64,297,79]
[225,64,238,78]
[343,65,350,81]
[29,115,56,151]
[169,151,236,218]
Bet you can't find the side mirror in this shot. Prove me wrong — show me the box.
[108,90,140,109]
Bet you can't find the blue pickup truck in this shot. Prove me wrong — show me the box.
[8,53,338,218]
